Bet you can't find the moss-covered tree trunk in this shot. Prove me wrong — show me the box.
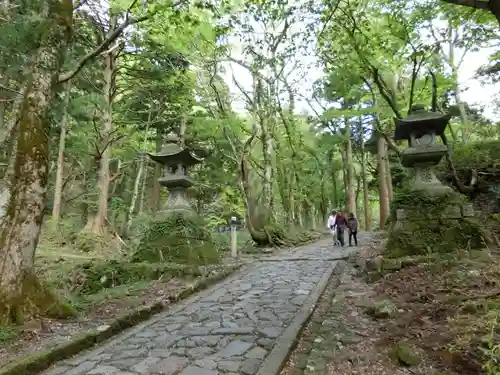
[0,0,72,323]
[377,136,390,229]
[385,148,393,201]
[91,19,118,234]
[0,75,9,132]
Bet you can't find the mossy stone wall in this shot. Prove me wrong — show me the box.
[132,214,220,265]
[386,190,490,258]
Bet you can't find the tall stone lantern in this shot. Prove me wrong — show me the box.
[388,104,480,254]
[394,104,453,196]
[147,133,203,216]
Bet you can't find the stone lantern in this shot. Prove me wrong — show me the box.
[394,104,453,196]
[389,104,476,244]
[147,132,203,215]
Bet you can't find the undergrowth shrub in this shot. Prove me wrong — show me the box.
[73,231,110,253]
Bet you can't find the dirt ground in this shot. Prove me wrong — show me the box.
[281,239,499,375]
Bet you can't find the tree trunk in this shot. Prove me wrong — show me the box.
[0,82,24,152]
[260,119,274,217]
[125,156,144,234]
[355,175,361,217]
[0,75,9,131]
[360,149,371,231]
[340,148,348,207]
[139,160,148,215]
[125,116,151,234]
[345,120,356,214]
[151,129,163,215]
[377,136,390,230]
[51,80,72,226]
[0,5,72,322]
[89,44,116,234]
[385,146,393,201]
[328,150,339,208]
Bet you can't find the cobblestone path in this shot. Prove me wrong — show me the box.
[44,236,370,375]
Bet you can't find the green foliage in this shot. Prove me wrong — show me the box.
[132,214,220,265]
[386,189,489,257]
[438,141,500,179]
[0,326,18,343]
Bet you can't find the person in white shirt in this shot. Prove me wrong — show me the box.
[326,210,337,245]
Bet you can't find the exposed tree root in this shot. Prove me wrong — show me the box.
[0,272,74,325]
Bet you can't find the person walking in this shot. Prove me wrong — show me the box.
[326,210,337,246]
[335,210,347,247]
[347,212,358,246]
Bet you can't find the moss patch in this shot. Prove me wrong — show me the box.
[132,214,220,265]
[0,272,74,325]
[386,189,491,257]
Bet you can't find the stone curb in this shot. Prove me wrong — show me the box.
[0,264,243,375]
[256,258,348,375]
[258,256,349,262]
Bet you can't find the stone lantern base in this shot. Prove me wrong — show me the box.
[161,187,195,216]
[132,213,221,265]
[408,165,454,196]
[402,145,453,196]
[387,191,492,257]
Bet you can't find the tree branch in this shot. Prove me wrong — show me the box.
[59,0,188,83]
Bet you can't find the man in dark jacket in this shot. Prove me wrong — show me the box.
[347,212,358,246]
[335,211,347,247]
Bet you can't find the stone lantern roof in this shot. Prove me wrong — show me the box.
[394,104,451,141]
[147,133,203,166]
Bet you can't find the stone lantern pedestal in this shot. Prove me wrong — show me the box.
[387,105,488,256]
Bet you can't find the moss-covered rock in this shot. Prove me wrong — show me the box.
[73,231,110,253]
[365,256,383,272]
[383,258,402,271]
[366,271,383,282]
[69,261,201,295]
[392,341,421,366]
[386,189,492,257]
[365,299,397,319]
[132,214,220,265]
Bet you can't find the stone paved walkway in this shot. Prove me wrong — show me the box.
[44,235,371,375]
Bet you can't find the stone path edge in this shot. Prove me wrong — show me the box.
[256,259,347,375]
[0,264,244,375]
